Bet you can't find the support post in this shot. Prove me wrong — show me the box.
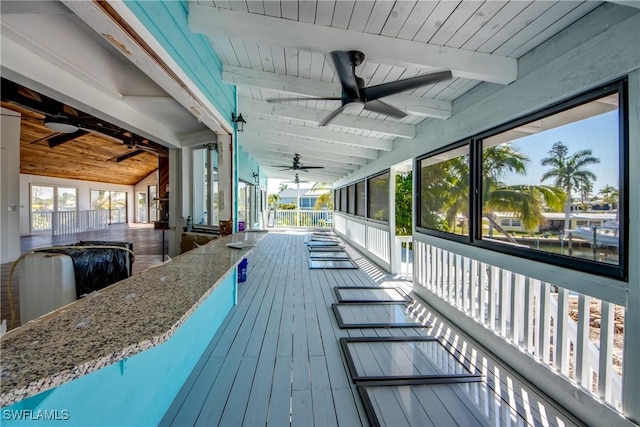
[217,132,234,235]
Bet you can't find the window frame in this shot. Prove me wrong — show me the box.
[415,141,472,244]
[414,79,628,280]
[340,187,348,213]
[355,180,366,218]
[347,184,356,215]
[366,170,391,224]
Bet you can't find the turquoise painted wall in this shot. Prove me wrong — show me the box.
[1,271,237,426]
[124,1,235,125]
[237,145,261,184]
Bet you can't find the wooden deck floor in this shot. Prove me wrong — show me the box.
[161,231,584,427]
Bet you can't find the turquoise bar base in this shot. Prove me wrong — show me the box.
[1,270,237,426]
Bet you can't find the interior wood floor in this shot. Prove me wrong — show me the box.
[1,223,168,331]
[160,230,584,427]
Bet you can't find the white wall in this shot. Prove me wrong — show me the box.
[1,107,21,262]
[19,174,136,235]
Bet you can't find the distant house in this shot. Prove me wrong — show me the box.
[278,187,331,210]
[492,211,618,233]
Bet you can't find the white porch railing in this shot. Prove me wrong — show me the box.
[268,210,333,228]
[413,236,626,419]
[31,210,110,235]
[334,213,391,270]
[395,236,413,280]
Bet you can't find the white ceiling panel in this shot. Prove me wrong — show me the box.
[188,1,605,183]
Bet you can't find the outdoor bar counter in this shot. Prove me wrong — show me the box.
[0,231,267,417]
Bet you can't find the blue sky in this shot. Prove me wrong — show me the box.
[502,110,619,196]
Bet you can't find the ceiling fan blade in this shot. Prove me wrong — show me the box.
[267,96,341,103]
[299,166,325,170]
[319,103,350,127]
[330,51,360,99]
[362,70,452,101]
[364,100,407,119]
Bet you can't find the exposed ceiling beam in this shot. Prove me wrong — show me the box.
[189,5,517,84]
[225,66,452,119]
[239,98,415,139]
[48,130,89,148]
[240,130,378,160]
[179,129,218,147]
[247,117,393,151]
[68,0,230,136]
[240,139,367,166]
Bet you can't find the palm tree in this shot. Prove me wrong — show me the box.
[313,192,333,210]
[419,145,563,242]
[579,178,594,205]
[482,145,564,241]
[598,184,619,209]
[395,172,413,235]
[541,141,600,230]
[268,193,281,208]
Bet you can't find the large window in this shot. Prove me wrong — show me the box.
[30,185,77,232]
[417,144,470,238]
[137,192,147,223]
[415,80,626,279]
[149,185,158,222]
[367,171,390,222]
[340,187,347,213]
[355,181,366,217]
[300,197,314,209]
[478,84,624,277]
[347,185,356,215]
[91,190,127,224]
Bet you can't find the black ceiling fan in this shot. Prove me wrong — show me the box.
[272,154,324,172]
[267,50,452,126]
[285,173,310,185]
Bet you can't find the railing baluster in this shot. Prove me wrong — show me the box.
[437,248,443,296]
[462,256,469,312]
[538,282,551,364]
[431,245,437,290]
[576,294,591,389]
[598,301,614,402]
[451,253,458,305]
[509,273,520,344]
[498,269,508,336]
[479,263,487,325]
[488,266,497,331]
[556,288,570,375]
[523,277,534,354]
[470,260,478,319]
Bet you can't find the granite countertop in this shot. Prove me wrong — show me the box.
[0,231,268,407]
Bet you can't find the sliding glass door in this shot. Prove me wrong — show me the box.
[91,190,127,224]
[30,185,77,232]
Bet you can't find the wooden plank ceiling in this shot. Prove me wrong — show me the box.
[188,0,604,182]
[2,82,166,186]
